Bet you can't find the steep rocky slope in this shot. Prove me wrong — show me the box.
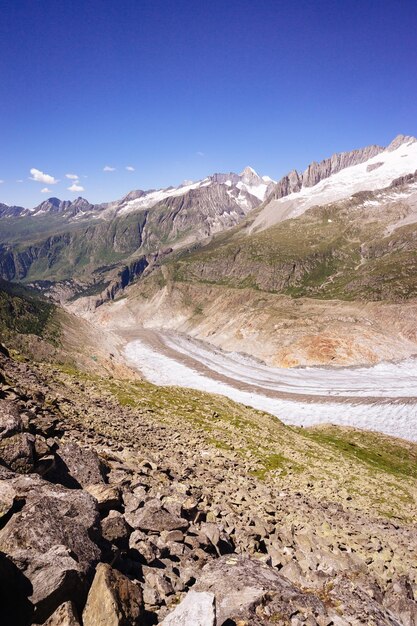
[1,340,417,625]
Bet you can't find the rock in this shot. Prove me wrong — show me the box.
[0,432,35,473]
[0,473,101,621]
[161,590,215,625]
[0,479,16,519]
[42,601,81,625]
[194,555,326,625]
[85,483,121,512]
[126,498,188,533]
[384,576,417,626]
[101,510,131,546]
[0,399,22,439]
[50,441,106,488]
[82,563,143,626]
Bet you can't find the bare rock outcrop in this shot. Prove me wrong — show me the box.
[270,142,384,200]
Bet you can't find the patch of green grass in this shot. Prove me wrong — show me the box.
[300,427,417,480]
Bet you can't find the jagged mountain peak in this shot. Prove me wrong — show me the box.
[386,133,417,152]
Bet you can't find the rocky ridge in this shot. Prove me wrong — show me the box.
[0,342,416,625]
[268,135,415,203]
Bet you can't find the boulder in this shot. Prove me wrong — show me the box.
[0,432,35,473]
[0,479,16,519]
[42,601,80,625]
[50,441,106,488]
[0,472,101,621]
[0,400,22,439]
[82,563,143,626]
[101,510,131,547]
[126,498,188,533]
[85,483,121,512]
[161,590,215,626]
[194,555,326,625]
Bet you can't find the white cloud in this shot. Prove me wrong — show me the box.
[196,151,205,157]
[67,183,85,192]
[126,165,135,171]
[103,165,116,172]
[41,187,52,193]
[0,180,4,184]
[65,173,79,180]
[29,168,58,184]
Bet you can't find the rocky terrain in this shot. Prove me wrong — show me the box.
[1,323,417,625]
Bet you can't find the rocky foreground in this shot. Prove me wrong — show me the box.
[1,343,417,625]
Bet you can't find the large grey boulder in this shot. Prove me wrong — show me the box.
[125,498,188,533]
[50,441,106,488]
[161,590,215,626]
[0,472,101,622]
[82,562,143,626]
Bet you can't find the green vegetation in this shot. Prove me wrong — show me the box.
[300,425,417,481]
[169,193,417,302]
[0,279,54,337]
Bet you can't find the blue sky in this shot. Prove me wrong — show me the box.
[1,0,416,207]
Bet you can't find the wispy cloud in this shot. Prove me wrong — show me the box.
[65,173,79,180]
[16,179,23,183]
[67,183,85,192]
[103,165,116,172]
[41,187,52,193]
[0,180,4,184]
[30,168,58,184]
[196,151,205,157]
[126,165,135,171]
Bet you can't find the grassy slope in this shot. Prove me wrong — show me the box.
[170,191,417,301]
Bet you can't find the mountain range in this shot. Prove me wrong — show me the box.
[1,134,415,298]
[1,135,417,625]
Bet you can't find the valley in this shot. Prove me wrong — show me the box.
[1,133,417,625]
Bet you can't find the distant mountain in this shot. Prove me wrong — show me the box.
[0,166,275,223]
[0,166,274,292]
[251,134,417,231]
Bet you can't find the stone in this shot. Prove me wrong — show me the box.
[194,555,326,625]
[82,563,143,626]
[0,432,35,472]
[126,498,188,533]
[161,590,215,626]
[85,483,121,512]
[51,441,106,488]
[0,399,22,439]
[101,510,131,546]
[0,479,15,519]
[0,472,101,621]
[42,601,81,625]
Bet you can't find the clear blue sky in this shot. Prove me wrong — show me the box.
[1,0,416,207]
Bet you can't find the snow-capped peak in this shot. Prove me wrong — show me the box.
[250,134,417,231]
